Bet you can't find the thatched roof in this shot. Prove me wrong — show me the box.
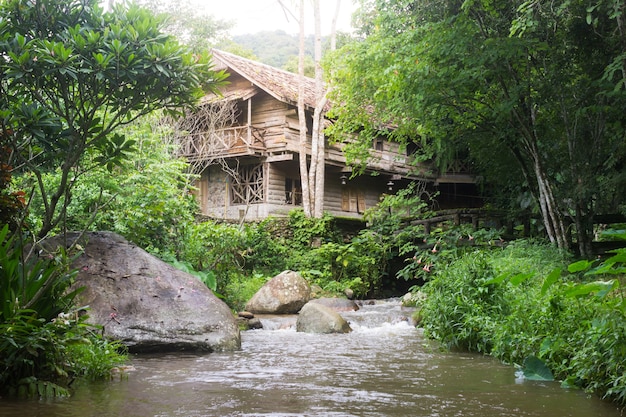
[210,49,325,111]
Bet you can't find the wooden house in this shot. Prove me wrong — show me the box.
[177,49,475,221]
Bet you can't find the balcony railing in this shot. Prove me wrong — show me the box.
[178,126,265,160]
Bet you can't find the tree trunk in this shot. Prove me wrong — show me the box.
[532,154,569,251]
[297,0,311,217]
[330,0,341,51]
[311,0,325,218]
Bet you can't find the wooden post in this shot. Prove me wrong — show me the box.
[247,98,252,145]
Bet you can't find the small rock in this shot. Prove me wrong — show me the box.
[245,270,311,314]
[247,317,263,329]
[309,297,359,312]
[238,311,255,319]
[296,302,352,334]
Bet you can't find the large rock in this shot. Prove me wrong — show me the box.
[245,270,311,314]
[309,297,359,312]
[296,302,352,334]
[48,232,241,353]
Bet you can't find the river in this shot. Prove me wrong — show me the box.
[0,299,622,416]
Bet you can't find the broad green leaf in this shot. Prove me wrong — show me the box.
[522,355,554,381]
[603,249,626,263]
[483,272,509,285]
[567,260,595,273]
[510,272,534,286]
[564,280,619,299]
[541,268,561,296]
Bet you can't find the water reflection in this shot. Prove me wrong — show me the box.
[0,300,622,417]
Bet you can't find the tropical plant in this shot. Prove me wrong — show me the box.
[327,0,626,258]
[288,209,340,247]
[180,221,250,291]
[0,226,80,324]
[419,238,626,406]
[0,0,225,240]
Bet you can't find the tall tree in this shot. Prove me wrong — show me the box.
[280,0,341,218]
[132,0,233,52]
[294,0,312,217]
[327,0,626,257]
[0,0,225,240]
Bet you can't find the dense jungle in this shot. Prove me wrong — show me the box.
[1,0,625,411]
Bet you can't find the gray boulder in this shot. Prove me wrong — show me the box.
[296,302,352,334]
[309,297,359,312]
[245,270,311,314]
[50,232,241,353]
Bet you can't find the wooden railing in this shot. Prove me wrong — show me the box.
[178,126,265,160]
[445,159,472,174]
[406,208,485,235]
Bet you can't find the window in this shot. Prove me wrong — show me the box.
[285,178,302,205]
[230,164,264,204]
[341,188,366,213]
[373,139,384,151]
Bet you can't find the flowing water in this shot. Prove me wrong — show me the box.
[0,299,622,417]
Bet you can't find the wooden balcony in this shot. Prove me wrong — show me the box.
[178,126,266,161]
[436,159,475,184]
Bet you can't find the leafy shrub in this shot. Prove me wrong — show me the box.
[420,251,508,352]
[288,228,388,298]
[288,209,340,247]
[242,218,289,276]
[65,334,128,381]
[222,272,269,312]
[180,221,249,291]
[419,239,626,406]
[0,226,80,324]
[16,116,198,257]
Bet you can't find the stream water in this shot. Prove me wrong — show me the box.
[0,299,622,417]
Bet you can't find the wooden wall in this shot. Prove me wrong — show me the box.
[194,75,429,221]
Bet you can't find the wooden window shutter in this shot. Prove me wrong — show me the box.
[341,188,350,211]
[357,191,366,213]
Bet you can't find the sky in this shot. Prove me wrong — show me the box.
[198,0,357,36]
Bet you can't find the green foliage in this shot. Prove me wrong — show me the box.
[364,183,505,283]
[180,221,250,291]
[222,273,268,313]
[293,229,387,298]
[169,260,217,292]
[288,209,340,247]
[521,356,554,381]
[0,0,226,239]
[242,218,290,276]
[64,336,128,381]
[420,251,508,353]
[419,239,626,406]
[0,308,127,397]
[364,182,433,235]
[0,226,80,323]
[328,0,626,257]
[398,223,504,282]
[18,114,198,256]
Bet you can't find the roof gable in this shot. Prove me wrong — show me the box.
[211,49,322,110]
